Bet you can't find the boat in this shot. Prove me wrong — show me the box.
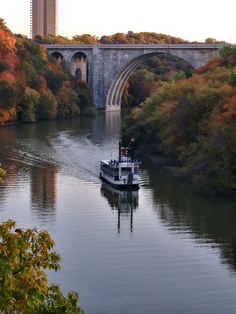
[100,139,140,188]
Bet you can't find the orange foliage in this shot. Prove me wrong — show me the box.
[47,62,64,75]
[197,57,221,74]
[8,107,17,121]
[184,75,205,87]
[0,72,16,84]
[0,109,9,125]
[218,84,234,98]
[0,30,16,51]
[0,107,16,125]
[218,95,236,122]
[4,52,20,70]
[39,46,48,61]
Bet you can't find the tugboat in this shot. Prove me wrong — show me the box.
[100,139,140,188]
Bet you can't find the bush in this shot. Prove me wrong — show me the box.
[0,220,84,313]
[0,167,6,184]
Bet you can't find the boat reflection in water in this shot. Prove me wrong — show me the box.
[100,182,139,233]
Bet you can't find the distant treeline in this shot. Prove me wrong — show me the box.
[0,18,94,126]
[34,31,226,45]
[122,46,236,193]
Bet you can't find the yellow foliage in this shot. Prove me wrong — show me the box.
[0,167,6,184]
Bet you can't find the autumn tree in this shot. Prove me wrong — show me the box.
[127,69,158,107]
[0,60,10,72]
[34,34,74,45]
[73,34,98,44]
[38,89,58,120]
[0,18,16,51]
[73,81,95,115]
[0,166,5,184]
[205,38,217,43]
[57,81,80,118]
[0,18,10,32]
[100,35,114,44]
[0,80,16,109]
[112,33,127,44]
[44,66,68,94]
[0,220,84,313]
[21,87,40,122]
[228,68,236,86]
[122,46,236,192]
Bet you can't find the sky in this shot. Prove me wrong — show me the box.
[1,0,236,43]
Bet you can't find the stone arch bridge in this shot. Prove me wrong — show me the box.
[45,44,223,110]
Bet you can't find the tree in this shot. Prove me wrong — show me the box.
[205,38,217,43]
[0,18,11,33]
[44,67,67,94]
[74,81,95,115]
[0,19,16,51]
[228,68,236,86]
[57,81,80,118]
[0,60,10,72]
[78,34,98,44]
[0,80,16,109]
[38,89,58,120]
[112,33,127,44]
[0,220,84,313]
[0,166,6,184]
[21,87,40,122]
[127,69,158,106]
[219,45,236,66]
[100,36,113,44]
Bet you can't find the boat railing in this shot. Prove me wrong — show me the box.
[101,159,140,170]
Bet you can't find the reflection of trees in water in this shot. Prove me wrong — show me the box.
[0,122,59,219]
[145,160,236,272]
[31,166,57,219]
[0,161,28,204]
[100,182,139,233]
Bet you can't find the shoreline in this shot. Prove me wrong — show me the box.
[136,145,184,176]
[0,121,21,128]
[136,146,236,198]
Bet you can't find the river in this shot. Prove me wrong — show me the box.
[0,112,236,314]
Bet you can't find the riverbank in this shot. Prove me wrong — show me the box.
[134,143,184,179]
[136,145,236,197]
[122,46,236,197]
[0,20,95,126]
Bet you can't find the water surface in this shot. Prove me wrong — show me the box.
[0,112,236,314]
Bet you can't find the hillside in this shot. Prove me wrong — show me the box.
[0,19,94,126]
[122,46,236,193]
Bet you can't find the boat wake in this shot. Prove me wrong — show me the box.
[10,132,118,184]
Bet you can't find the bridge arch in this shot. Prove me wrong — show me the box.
[106,52,194,109]
[70,52,88,82]
[50,52,64,64]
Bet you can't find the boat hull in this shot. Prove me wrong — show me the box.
[99,172,139,189]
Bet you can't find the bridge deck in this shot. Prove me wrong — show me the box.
[45,43,224,50]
